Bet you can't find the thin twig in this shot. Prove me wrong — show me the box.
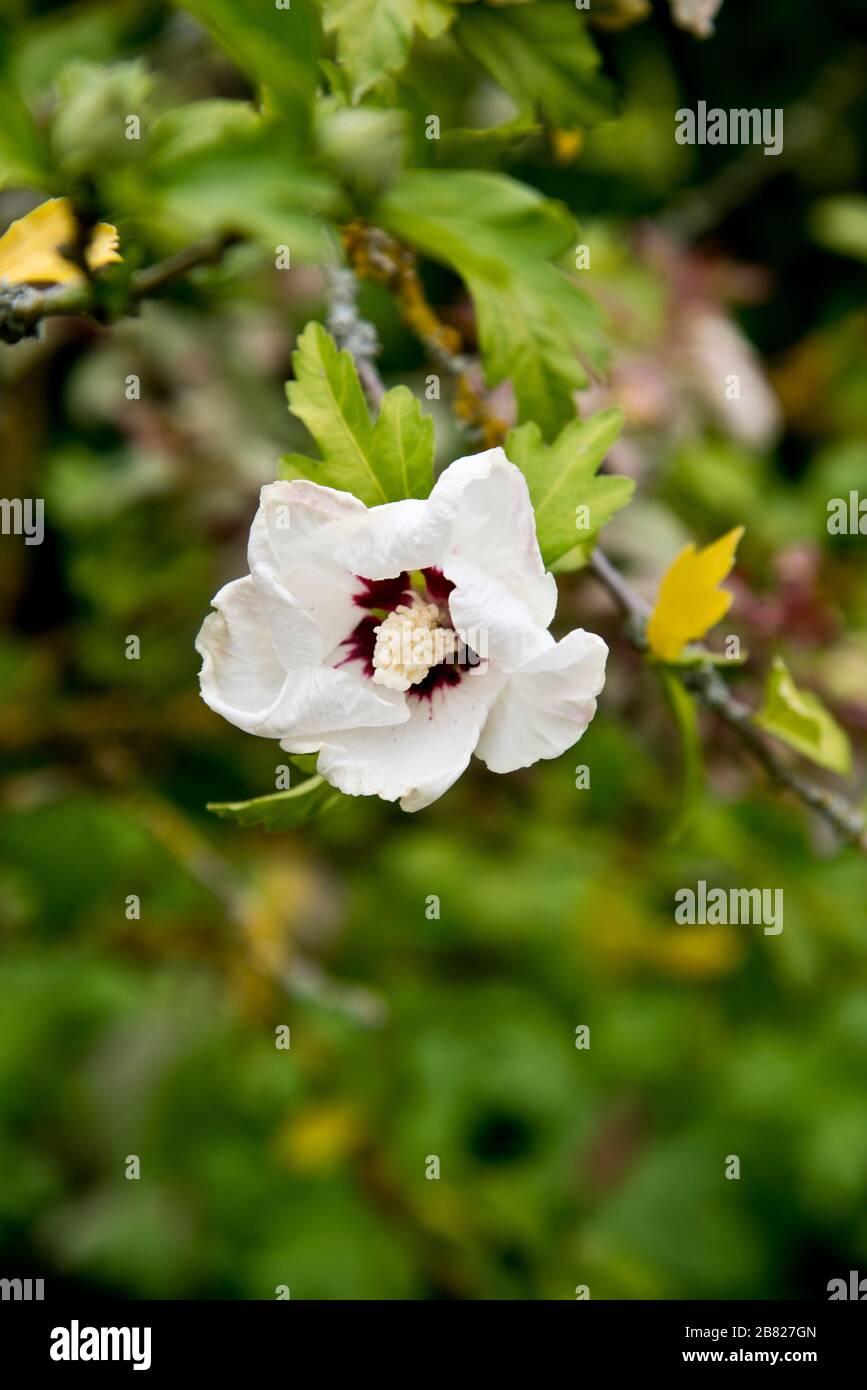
[0,231,243,343]
[590,548,651,622]
[342,220,509,446]
[589,549,867,851]
[325,264,385,408]
[129,232,243,299]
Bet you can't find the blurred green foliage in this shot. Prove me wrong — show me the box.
[1,0,866,1301]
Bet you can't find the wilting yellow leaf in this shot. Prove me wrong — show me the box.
[87,221,122,272]
[0,197,121,287]
[647,526,744,662]
[0,199,77,285]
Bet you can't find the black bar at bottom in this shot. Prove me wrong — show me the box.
[0,1297,863,1375]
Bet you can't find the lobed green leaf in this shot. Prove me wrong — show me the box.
[455,1,617,130]
[375,169,609,437]
[506,409,631,567]
[285,322,434,505]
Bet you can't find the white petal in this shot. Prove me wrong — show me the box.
[195,576,288,736]
[332,497,435,579]
[476,629,608,774]
[274,666,408,746]
[331,460,507,582]
[430,448,556,626]
[257,477,367,551]
[332,450,556,634]
[316,667,504,812]
[196,576,407,742]
[250,481,366,663]
[443,554,550,673]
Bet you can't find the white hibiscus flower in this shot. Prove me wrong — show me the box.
[196,448,608,812]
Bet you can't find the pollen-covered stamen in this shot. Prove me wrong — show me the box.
[371,593,458,692]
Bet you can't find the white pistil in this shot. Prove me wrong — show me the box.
[371,595,457,692]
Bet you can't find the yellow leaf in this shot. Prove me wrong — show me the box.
[87,221,123,272]
[0,197,121,287]
[647,526,744,662]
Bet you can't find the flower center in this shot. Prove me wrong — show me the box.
[371,593,457,692]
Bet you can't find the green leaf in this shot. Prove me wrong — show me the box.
[471,269,607,440]
[289,754,319,776]
[455,0,617,129]
[754,657,852,776]
[323,0,454,100]
[375,169,608,437]
[323,0,410,101]
[810,196,867,264]
[287,323,384,502]
[315,102,409,198]
[415,0,456,40]
[373,385,436,499]
[285,322,434,505]
[376,168,574,279]
[10,0,146,101]
[144,99,261,167]
[175,0,321,135]
[50,59,155,178]
[0,84,52,190]
[113,107,334,260]
[505,409,631,567]
[435,114,539,168]
[207,776,341,831]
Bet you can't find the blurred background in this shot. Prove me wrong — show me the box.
[1,0,866,1300]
